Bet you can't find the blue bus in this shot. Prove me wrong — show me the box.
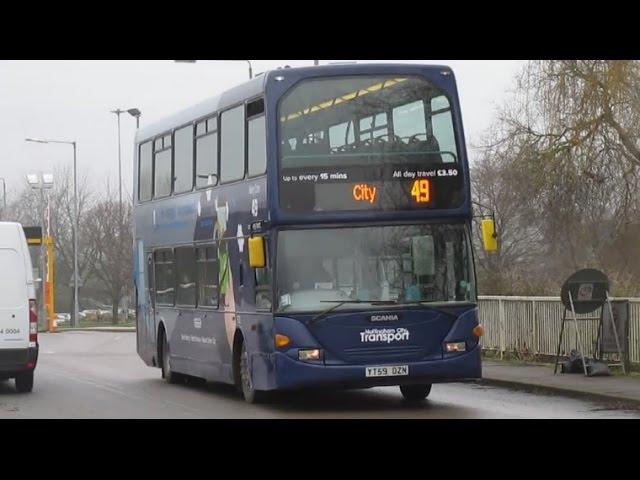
[133,63,496,403]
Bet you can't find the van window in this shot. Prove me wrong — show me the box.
[0,249,25,307]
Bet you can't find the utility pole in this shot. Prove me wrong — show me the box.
[110,107,140,322]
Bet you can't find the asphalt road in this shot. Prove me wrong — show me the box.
[1,331,639,419]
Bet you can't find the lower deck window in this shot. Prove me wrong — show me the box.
[197,246,219,307]
[176,247,196,306]
[154,250,175,305]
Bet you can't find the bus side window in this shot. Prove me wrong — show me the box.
[220,105,245,183]
[196,246,219,308]
[174,124,194,193]
[248,115,266,177]
[430,95,457,163]
[196,116,218,189]
[138,141,153,202]
[254,239,272,311]
[154,249,175,306]
[154,134,173,198]
[175,247,197,307]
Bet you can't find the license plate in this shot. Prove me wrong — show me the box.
[365,365,409,377]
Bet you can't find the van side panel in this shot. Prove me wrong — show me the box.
[0,224,31,349]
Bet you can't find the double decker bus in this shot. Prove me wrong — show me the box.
[133,63,497,403]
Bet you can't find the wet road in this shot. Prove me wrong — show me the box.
[1,331,639,419]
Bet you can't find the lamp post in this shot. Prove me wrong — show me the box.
[26,172,53,331]
[25,138,79,328]
[110,108,142,223]
[109,107,140,322]
[0,177,6,220]
[174,60,254,79]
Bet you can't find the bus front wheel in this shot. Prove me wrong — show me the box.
[400,384,432,401]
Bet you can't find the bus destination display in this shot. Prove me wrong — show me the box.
[279,163,464,213]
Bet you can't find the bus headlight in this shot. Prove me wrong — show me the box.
[298,349,323,361]
[444,342,466,352]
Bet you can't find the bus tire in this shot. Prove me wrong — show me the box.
[400,383,432,401]
[161,332,183,385]
[15,371,34,393]
[239,341,267,404]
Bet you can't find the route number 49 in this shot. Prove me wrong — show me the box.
[411,179,430,203]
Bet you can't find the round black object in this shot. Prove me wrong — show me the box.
[560,269,609,314]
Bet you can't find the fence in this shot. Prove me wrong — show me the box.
[477,296,640,364]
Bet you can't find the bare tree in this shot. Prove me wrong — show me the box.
[473,60,640,296]
[83,190,133,324]
[7,164,98,317]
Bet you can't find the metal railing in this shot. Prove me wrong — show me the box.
[478,296,640,363]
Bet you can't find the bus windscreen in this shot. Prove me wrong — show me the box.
[278,75,464,213]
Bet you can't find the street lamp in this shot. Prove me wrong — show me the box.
[110,107,142,220]
[26,172,53,332]
[127,108,142,129]
[174,60,254,79]
[0,177,6,220]
[109,107,140,323]
[25,138,79,328]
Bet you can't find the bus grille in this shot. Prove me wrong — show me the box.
[342,345,425,362]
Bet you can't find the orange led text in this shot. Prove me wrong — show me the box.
[352,183,377,204]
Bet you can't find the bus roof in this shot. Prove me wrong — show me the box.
[136,73,267,143]
[135,63,454,144]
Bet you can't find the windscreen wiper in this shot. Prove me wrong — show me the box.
[308,299,463,326]
[309,299,397,325]
[393,300,460,319]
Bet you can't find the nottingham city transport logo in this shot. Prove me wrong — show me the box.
[359,328,410,344]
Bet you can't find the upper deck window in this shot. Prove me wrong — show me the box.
[248,96,267,178]
[154,135,172,198]
[196,116,219,188]
[279,75,458,170]
[138,141,153,202]
[174,125,194,194]
[220,105,245,183]
[278,75,464,213]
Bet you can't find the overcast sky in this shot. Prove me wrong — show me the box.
[0,60,526,202]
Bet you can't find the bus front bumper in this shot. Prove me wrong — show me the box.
[272,345,481,391]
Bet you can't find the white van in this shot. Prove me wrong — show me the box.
[0,222,38,392]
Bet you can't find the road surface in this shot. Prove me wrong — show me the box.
[1,331,638,418]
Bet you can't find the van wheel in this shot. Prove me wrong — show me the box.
[161,334,183,384]
[239,341,267,404]
[400,384,432,401]
[15,371,34,393]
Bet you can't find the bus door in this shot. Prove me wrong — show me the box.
[136,249,157,364]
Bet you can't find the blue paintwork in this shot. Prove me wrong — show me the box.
[133,63,482,393]
[273,346,482,390]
